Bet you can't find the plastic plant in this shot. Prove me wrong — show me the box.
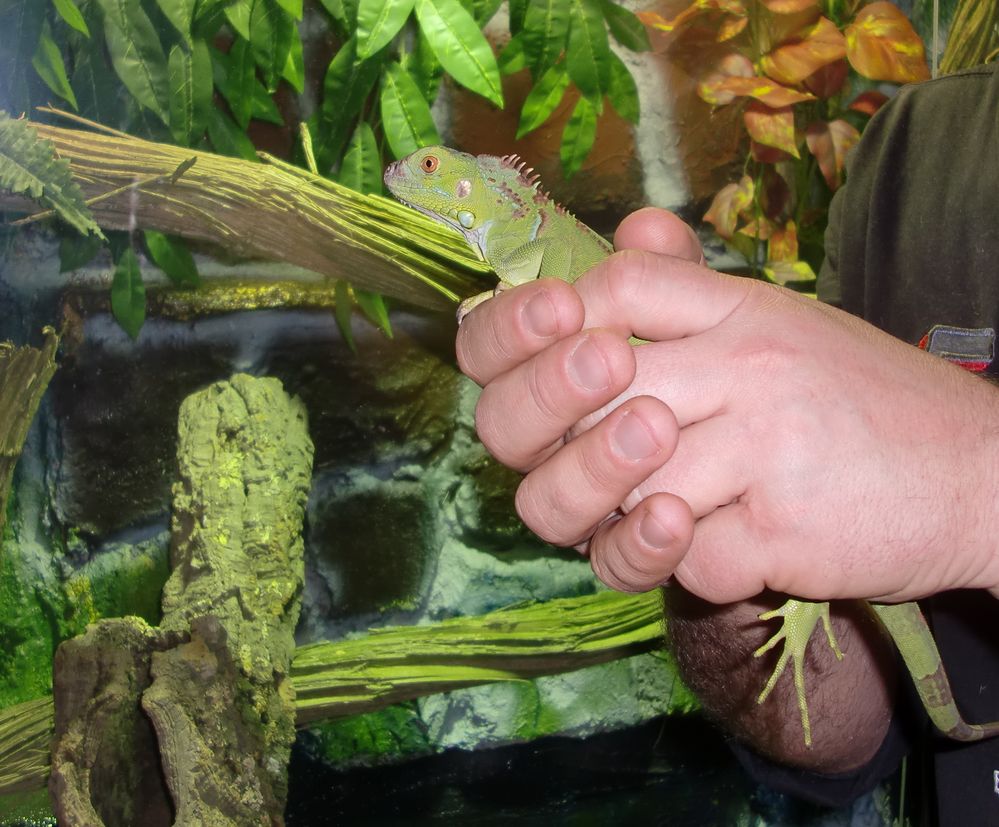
[639,0,929,286]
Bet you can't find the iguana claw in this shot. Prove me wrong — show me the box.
[754,599,843,747]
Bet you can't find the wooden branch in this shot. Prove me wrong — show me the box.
[0,590,665,796]
[2,114,494,312]
[0,329,59,535]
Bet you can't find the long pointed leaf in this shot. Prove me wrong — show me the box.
[606,50,638,124]
[94,0,170,123]
[250,0,294,91]
[516,61,568,137]
[318,36,383,167]
[414,0,503,107]
[52,0,90,36]
[155,0,196,42]
[32,20,79,111]
[560,94,597,177]
[338,122,382,194]
[356,0,415,59]
[111,248,146,339]
[225,0,252,38]
[379,61,440,158]
[599,0,649,52]
[522,0,570,75]
[144,230,201,287]
[566,0,611,101]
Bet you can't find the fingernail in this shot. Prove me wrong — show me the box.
[612,411,659,460]
[568,338,610,390]
[523,291,558,338]
[639,512,673,549]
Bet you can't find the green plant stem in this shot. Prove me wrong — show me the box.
[0,590,668,795]
[1,111,494,312]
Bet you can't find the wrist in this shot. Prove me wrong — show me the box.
[952,372,999,595]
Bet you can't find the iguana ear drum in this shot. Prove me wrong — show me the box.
[456,179,471,198]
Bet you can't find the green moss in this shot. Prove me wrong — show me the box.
[0,787,54,824]
[305,703,431,766]
[79,536,170,626]
[0,539,58,708]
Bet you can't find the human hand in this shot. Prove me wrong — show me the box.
[456,208,999,604]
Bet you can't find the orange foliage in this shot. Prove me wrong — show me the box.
[645,0,928,284]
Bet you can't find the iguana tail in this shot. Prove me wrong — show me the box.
[871,602,999,741]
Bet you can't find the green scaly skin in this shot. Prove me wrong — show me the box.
[385,145,999,748]
[384,146,612,321]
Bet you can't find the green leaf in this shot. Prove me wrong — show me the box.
[560,93,596,177]
[318,36,383,165]
[356,0,415,59]
[333,280,356,351]
[498,34,526,75]
[154,0,196,42]
[318,0,348,29]
[415,0,503,107]
[59,233,103,273]
[52,0,90,36]
[522,0,570,76]
[32,19,79,110]
[111,248,146,340]
[409,27,443,103]
[354,289,393,338]
[225,0,252,39]
[566,0,611,101]
[281,25,305,92]
[508,0,527,33]
[606,50,638,123]
[599,0,649,52]
[338,122,381,194]
[206,107,258,160]
[212,39,255,128]
[379,61,441,158]
[516,61,568,137]
[0,111,102,238]
[144,230,200,287]
[274,0,302,19]
[72,36,125,125]
[461,0,502,25]
[250,0,295,91]
[94,0,170,123]
[333,279,357,353]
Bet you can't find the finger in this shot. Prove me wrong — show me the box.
[614,207,705,264]
[514,395,678,546]
[672,504,777,604]
[587,492,694,592]
[622,414,749,517]
[476,328,636,471]
[456,278,584,386]
[574,248,756,342]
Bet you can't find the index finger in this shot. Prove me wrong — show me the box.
[575,249,753,342]
[455,278,585,386]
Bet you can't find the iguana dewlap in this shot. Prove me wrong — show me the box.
[385,145,999,748]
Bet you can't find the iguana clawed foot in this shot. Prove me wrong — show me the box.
[456,283,510,325]
[754,599,843,747]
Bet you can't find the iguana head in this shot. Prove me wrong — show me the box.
[383,146,492,239]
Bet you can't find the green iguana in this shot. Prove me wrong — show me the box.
[384,144,999,747]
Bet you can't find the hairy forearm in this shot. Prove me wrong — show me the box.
[663,585,898,773]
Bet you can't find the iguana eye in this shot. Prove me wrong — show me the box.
[420,155,439,173]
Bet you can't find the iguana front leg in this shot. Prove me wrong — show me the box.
[754,599,843,747]
[456,239,563,324]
